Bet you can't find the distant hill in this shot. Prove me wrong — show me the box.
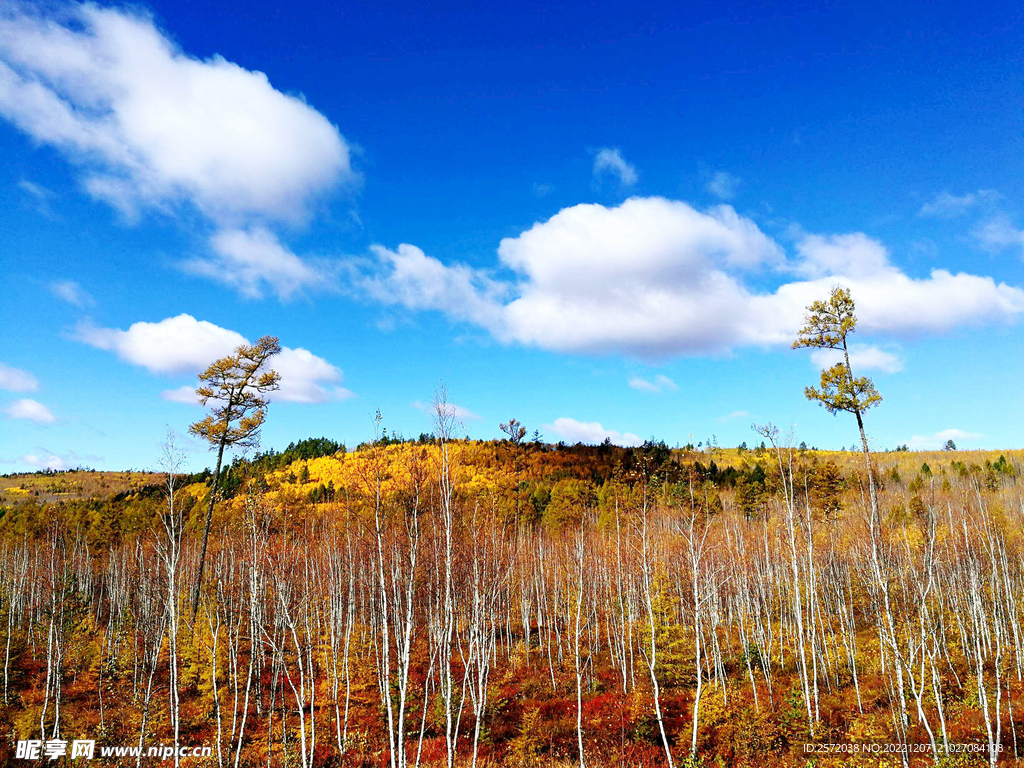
[0,469,160,505]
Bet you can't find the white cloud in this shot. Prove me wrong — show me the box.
[362,244,507,326]
[593,148,638,187]
[410,399,481,422]
[809,344,903,374]
[974,214,1024,253]
[272,347,354,404]
[706,171,740,200]
[7,448,101,470]
[181,226,324,300]
[78,314,351,403]
[49,279,94,307]
[0,363,38,392]
[918,190,999,218]
[495,198,783,356]
[907,428,982,450]
[792,233,891,280]
[629,374,677,393]
[543,417,643,447]
[77,314,247,375]
[0,4,353,225]
[20,452,70,470]
[351,196,1024,359]
[5,398,55,424]
[160,385,200,405]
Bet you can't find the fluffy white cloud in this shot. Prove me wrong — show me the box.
[628,374,677,393]
[543,417,643,447]
[908,428,982,450]
[363,244,507,326]
[81,314,351,404]
[181,227,324,300]
[706,171,740,200]
[4,398,55,424]
[410,400,481,422]
[0,363,38,392]
[495,198,784,356]
[593,148,638,187]
[356,196,1024,359]
[0,4,353,224]
[272,347,354,404]
[77,314,247,375]
[49,279,94,307]
[809,344,903,374]
[792,233,891,280]
[918,190,999,218]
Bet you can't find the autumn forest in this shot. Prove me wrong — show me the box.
[2,291,1023,767]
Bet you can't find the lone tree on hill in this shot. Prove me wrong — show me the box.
[189,335,281,617]
[793,287,882,527]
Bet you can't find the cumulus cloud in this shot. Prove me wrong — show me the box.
[78,314,351,403]
[272,347,353,404]
[410,400,481,422]
[77,314,247,375]
[792,233,891,280]
[0,3,353,224]
[908,428,982,450]
[0,363,38,392]
[4,398,55,424]
[181,227,326,300]
[918,190,999,218]
[809,344,903,374]
[628,374,677,393]
[543,417,643,447]
[593,148,638,188]
[353,196,1024,359]
[49,279,94,307]
[706,171,740,200]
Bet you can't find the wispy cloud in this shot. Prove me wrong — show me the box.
[411,400,481,422]
[593,148,638,188]
[918,189,999,218]
[49,280,94,308]
[706,171,740,200]
[974,214,1024,254]
[628,374,677,393]
[718,410,750,422]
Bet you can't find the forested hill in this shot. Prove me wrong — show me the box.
[1,436,1018,541]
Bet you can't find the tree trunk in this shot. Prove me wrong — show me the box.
[193,436,227,618]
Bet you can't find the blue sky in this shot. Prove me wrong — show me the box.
[1,0,1023,472]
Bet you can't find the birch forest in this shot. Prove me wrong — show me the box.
[2,421,1023,767]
